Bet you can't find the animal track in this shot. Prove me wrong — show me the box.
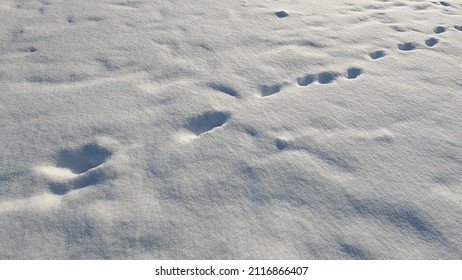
[97,57,119,71]
[260,84,283,97]
[296,69,360,86]
[20,47,37,53]
[208,83,239,97]
[276,138,288,151]
[346,67,363,79]
[37,143,113,195]
[439,1,450,7]
[369,50,386,59]
[318,71,339,84]
[296,74,316,86]
[434,26,446,34]
[398,42,416,51]
[57,144,111,174]
[455,25,462,31]
[425,37,438,47]
[86,16,104,22]
[185,111,230,136]
[275,11,289,18]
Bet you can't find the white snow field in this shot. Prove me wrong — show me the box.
[0,0,461,259]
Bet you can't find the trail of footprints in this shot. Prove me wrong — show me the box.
[31,1,462,195]
[258,4,461,97]
[185,4,462,138]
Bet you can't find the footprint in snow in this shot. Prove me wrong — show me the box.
[318,71,339,84]
[455,25,462,31]
[345,67,363,79]
[425,37,438,47]
[296,74,316,86]
[185,111,230,136]
[276,138,289,151]
[36,143,113,195]
[398,42,417,51]
[369,50,386,59]
[275,11,289,18]
[208,83,240,98]
[434,26,446,34]
[260,84,283,97]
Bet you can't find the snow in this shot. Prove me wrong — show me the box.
[1,0,461,259]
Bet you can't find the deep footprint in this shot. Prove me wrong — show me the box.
[369,50,385,59]
[398,42,416,51]
[455,25,462,31]
[297,74,316,86]
[260,84,283,97]
[208,83,239,97]
[425,37,438,47]
[57,143,112,174]
[318,72,338,84]
[434,26,446,34]
[276,138,288,151]
[346,67,363,79]
[186,111,230,135]
[275,11,289,18]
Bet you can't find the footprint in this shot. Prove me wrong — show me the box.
[425,37,439,47]
[369,50,386,59]
[398,42,416,51]
[455,25,462,31]
[318,72,338,84]
[57,144,111,174]
[67,16,75,23]
[260,84,283,97]
[113,1,142,8]
[208,83,239,97]
[20,47,37,53]
[296,74,316,86]
[346,67,363,79]
[275,11,289,18]
[37,143,113,195]
[86,16,104,22]
[97,57,119,71]
[276,138,288,151]
[434,26,446,34]
[185,111,230,136]
[439,1,451,6]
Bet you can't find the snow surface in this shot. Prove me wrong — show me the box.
[1,0,462,259]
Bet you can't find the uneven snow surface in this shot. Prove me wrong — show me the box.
[1,0,462,259]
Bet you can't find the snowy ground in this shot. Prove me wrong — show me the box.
[1,0,461,259]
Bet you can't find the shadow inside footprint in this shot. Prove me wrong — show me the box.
[260,84,282,96]
[398,42,416,51]
[275,11,289,18]
[276,139,288,151]
[434,26,446,34]
[208,83,239,97]
[186,111,230,136]
[346,67,363,79]
[318,72,338,84]
[454,25,462,31]
[20,47,37,53]
[57,144,112,174]
[49,183,72,195]
[425,37,438,47]
[369,50,385,59]
[297,74,316,86]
